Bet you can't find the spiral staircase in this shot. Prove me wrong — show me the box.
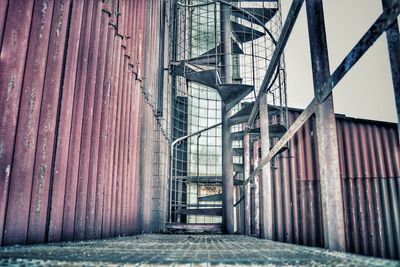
[167,0,288,233]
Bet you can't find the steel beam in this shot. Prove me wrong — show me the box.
[259,93,273,239]
[221,2,234,234]
[305,0,345,251]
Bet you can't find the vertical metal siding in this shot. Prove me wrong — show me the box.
[3,0,54,246]
[258,109,400,259]
[0,0,162,245]
[0,0,36,245]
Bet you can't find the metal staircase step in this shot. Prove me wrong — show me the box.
[217,84,253,111]
[173,176,222,184]
[230,123,286,141]
[232,7,278,27]
[229,102,284,126]
[198,193,223,202]
[269,123,287,138]
[233,163,244,173]
[233,147,244,156]
[231,128,260,141]
[175,208,222,216]
[228,102,254,125]
[165,223,222,233]
[231,21,265,43]
[187,69,219,89]
[234,178,244,186]
[170,61,214,77]
[188,38,243,65]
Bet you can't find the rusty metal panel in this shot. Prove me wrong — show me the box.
[0,0,35,245]
[0,0,155,246]
[61,0,95,241]
[0,0,9,48]
[48,0,85,243]
[2,0,52,246]
[93,4,114,240]
[260,109,400,260]
[84,6,111,240]
[73,0,102,241]
[102,33,121,238]
[26,0,71,244]
[119,55,129,235]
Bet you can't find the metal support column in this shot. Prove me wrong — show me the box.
[259,93,272,239]
[243,133,251,235]
[382,0,400,143]
[305,0,346,251]
[221,3,234,234]
[253,140,260,236]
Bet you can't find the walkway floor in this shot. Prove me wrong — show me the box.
[0,235,398,266]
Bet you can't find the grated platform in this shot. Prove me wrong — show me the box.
[0,235,398,266]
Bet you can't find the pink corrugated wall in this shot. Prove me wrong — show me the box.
[0,0,161,246]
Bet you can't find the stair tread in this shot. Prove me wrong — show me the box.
[175,208,222,216]
[231,21,265,43]
[188,38,243,65]
[218,84,254,111]
[165,223,222,233]
[232,7,278,26]
[198,193,223,202]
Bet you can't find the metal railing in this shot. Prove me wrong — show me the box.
[169,122,222,223]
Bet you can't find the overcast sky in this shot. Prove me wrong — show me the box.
[281,0,398,123]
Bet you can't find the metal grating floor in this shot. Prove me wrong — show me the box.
[0,235,398,266]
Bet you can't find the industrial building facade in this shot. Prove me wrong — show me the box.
[0,0,399,262]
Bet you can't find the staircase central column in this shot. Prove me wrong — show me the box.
[220,3,234,234]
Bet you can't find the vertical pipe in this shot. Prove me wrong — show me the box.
[259,93,273,239]
[305,0,346,251]
[220,1,234,235]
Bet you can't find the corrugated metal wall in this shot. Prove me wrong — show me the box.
[0,0,165,246]
[251,109,400,259]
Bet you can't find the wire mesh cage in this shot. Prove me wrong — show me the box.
[168,0,287,227]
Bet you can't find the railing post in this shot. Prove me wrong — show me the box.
[305,0,346,251]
